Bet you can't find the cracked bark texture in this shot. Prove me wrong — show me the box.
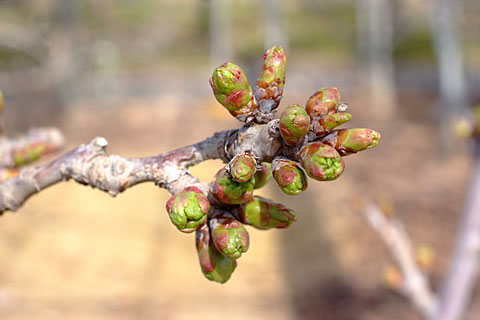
[0,121,281,214]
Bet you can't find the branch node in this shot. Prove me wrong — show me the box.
[93,137,108,150]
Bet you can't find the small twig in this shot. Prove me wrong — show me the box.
[362,204,437,319]
[431,156,480,320]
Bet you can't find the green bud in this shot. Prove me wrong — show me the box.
[210,62,256,122]
[257,46,287,89]
[323,128,381,156]
[210,211,250,259]
[254,46,287,123]
[299,143,344,181]
[211,167,255,204]
[165,186,210,233]
[230,154,256,183]
[196,224,237,284]
[272,159,308,195]
[312,112,352,136]
[235,196,296,229]
[305,87,341,119]
[279,105,310,146]
[253,162,272,189]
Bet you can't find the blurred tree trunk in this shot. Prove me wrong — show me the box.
[50,0,81,107]
[356,0,396,117]
[263,0,289,51]
[209,0,233,67]
[428,0,468,148]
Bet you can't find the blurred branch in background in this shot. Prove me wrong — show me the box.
[433,154,480,320]
[427,0,468,148]
[431,111,480,320]
[0,21,45,58]
[361,151,480,320]
[356,0,396,117]
[361,203,436,319]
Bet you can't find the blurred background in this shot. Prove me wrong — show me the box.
[0,0,479,319]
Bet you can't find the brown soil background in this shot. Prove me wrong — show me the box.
[0,88,478,320]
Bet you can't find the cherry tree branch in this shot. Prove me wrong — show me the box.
[363,152,480,320]
[362,204,437,319]
[431,156,480,320]
[0,120,281,214]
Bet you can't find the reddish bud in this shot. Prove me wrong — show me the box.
[322,128,381,156]
[210,211,250,259]
[272,158,308,195]
[210,62,256,122]
[311,112,352,136]
[165,186,210,233]
[196,224,237,283]
[305,87,341,119]
[230,154,256,183]
[235,196,296,229]
[279,105,310,146]
[254,46,287,123]
[253,162,272,189]
[299,143,345,181]
[210,167,255,204]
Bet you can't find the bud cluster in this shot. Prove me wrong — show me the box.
[210,46,287,124]
[164,46,381,283]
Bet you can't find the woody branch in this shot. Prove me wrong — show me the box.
[0,121,281,214]
[362,203,436,319]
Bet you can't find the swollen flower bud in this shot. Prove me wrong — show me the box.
[211,167,255,204]
[253,162,272,189]
[230,154,256,183]
[210,211,250,259]
[257,46,287,89]
[196,224,237,284]
[311,112,352,136]
[299,143,345,181]
[254,46,287,123]
[305,87,341,119]
[235,196,296,229]
[322,128,381,156]
[210,62,256,122]
[165,187,210,233]
[279,105,310,146]
[272,158,308,195]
